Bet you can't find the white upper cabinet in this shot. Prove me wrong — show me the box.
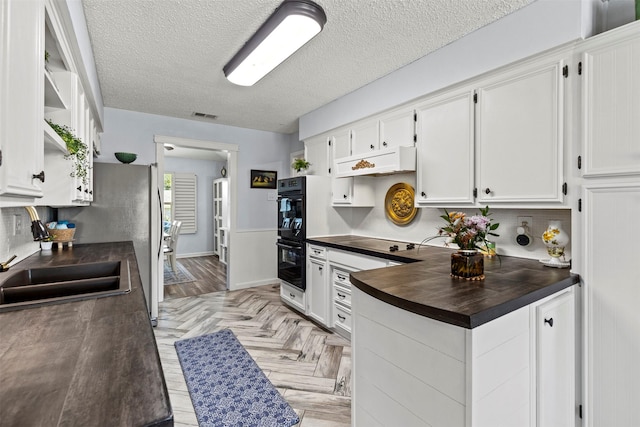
[350,120,379,156]
[580,23,640,177]
[304,134,329,176]
[0,0,45,202]
[378,107,415,150]
[331,176,375,206]
[415,89,475,205]
[476,60,565,204]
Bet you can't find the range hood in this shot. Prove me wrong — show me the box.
[334,146,416,177]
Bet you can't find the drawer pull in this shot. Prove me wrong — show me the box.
[337,314,346,322]
[290,293,295,299]
[337,275,346,281]
[337,292,346,299]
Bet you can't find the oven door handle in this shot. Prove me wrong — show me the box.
[276,241,302,250]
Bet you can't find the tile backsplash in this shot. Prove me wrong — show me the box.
[0,206,50,267]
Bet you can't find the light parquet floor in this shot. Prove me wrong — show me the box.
[163,256,227,298]
[154,283,352,427]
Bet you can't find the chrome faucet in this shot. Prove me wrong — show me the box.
[1,255,17,272]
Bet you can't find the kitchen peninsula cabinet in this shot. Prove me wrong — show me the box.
[352,285,576,427]
[0,0,45,203]
[342,240,578,427]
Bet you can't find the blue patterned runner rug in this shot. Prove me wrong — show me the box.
[174,329,299,427]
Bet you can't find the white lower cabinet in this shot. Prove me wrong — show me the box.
[280,281,305,313]
[535,290,575,427]
[352,286,576,427]
[307,256,328,325]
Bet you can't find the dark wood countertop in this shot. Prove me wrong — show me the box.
[307,235,579,329]
[0,242,173,427]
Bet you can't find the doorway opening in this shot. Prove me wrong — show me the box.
[154,135,239,303]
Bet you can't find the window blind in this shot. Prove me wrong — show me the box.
[173,172,197,234]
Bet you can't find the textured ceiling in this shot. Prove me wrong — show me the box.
[82,0,534,135]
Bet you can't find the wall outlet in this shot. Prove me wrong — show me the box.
[13,214,22,236]
[517,216,533,230]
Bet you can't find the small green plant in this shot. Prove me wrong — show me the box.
[46,119,90,185]
[291,158,311,172]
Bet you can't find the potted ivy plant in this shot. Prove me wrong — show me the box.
[46,119,90,185]
[291,158,311,175]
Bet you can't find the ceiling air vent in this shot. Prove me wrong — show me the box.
[192,112,218,120]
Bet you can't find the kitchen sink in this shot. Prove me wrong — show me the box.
[0,260,131,311]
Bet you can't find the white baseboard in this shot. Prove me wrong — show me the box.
[176,251,215,259]
[229,278,279,291]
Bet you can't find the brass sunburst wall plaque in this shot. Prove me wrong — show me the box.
[385,183,418,225]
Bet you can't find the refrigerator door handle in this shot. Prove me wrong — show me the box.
[157,188,163,258]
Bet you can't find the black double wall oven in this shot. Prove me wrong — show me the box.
[277,177,306,291]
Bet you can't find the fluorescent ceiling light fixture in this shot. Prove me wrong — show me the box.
[223,0,327,86]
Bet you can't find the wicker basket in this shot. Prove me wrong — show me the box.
[47,227,76,242]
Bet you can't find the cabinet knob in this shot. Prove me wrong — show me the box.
[421,191,426,198]
[544,317,554,327]
[484,188,491,194]
[319,266,323,272]
[343,194,347,199]
[32,171,45,182]
[382,141,388,147]
[370,144,375,150]
[77,186,82,191]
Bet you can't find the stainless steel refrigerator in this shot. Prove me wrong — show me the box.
[59,162,162,321]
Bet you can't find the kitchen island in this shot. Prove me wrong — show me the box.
[0,242,172,427]
[306,235,579,426]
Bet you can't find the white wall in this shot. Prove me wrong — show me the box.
[98,107,291,231]
[0,207,50,267]
[164,156,225,257]
[299,0,595,140]
[345,173,572,260]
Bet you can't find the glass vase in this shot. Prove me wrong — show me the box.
[451,249,484,280]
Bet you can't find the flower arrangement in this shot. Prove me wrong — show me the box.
[422,206,500,251]
[291,158,311,172]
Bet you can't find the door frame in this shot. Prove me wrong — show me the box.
[154,135,239,302]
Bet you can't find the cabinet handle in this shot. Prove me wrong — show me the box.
[382,141,388,147]
[343,194,347,199]
[337,314,346,322]
[337,275,346,281]
[421,191,426,198]
[370,144,375,150]
[337,292,346,299]
[32,171,45,182]
[290,293,295,299]
[484,188,491,194]
[77,186,82,191]
[544,317,554,327]
[319,266,323,271]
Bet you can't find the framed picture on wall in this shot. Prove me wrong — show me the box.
[250,170,277,189]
